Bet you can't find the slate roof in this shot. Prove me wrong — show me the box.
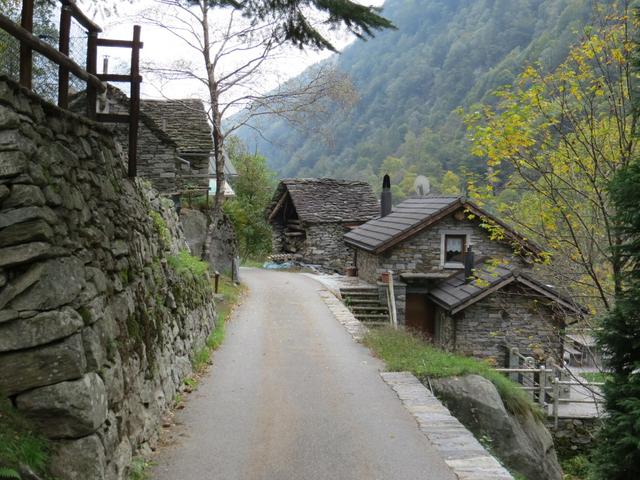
[140,99,213,154]
[268,178,379,224]
[427,260,585,317]
[344,196,542,256]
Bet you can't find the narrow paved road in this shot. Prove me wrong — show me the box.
[152,269,455,480]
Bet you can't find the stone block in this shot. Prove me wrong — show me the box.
[0,333,86,396]
[50,434,106,480]
[0,184,9,201]
[9,256,85,311]
[0,151,27,178]
[0,262,43,309]
[3,184,45,208]
[0,219,54,247]
[0,307,84,352]
[0,205,57,228]
[0,242,51,268]
[16,373,108,439]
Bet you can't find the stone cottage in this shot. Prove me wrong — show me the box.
[344,189,585,365]
[73,86,212,194]
[268,178,379,270]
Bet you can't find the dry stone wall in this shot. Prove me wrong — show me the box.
[0,77,216,480]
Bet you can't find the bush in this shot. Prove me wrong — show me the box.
[168,250,208,277]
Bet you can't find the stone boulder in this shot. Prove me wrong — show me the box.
[16,372,108,439]
[431,374,562,480]
[205,211,239,279]
[179,208,208,257]
[49,434,106,480]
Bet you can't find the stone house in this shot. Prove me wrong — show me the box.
[268,178,379,270]
[74,87,213,194]
[344,192,585,365]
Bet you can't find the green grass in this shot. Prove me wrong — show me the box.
[561,454,591,479]
[0,397,51,478]
[363,327,542,418]
[128,457,154,480]
[579,371,610,384]
[168,250,209,277]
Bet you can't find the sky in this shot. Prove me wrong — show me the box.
[87,0,385,112]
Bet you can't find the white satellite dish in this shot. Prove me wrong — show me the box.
[413,175,431,196]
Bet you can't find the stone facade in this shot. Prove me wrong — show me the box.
[437,284,563,365]
[0,77,216,479]
[356,213,528,284]
[303,223,356,270]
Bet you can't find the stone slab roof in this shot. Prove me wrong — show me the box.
[344,196,542,256]
[140,99,213,154]
[427,260,585,317]
[268,178,379,224]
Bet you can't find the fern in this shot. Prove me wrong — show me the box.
[0,467,21,480]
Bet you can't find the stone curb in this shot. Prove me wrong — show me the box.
[317,288,513,480]
[381,372,513,480]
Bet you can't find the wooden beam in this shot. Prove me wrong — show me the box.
[60,0,102,33]
[97,73,142,83]
[19,0,33,89]
[0,13,106,94]
[96,38,144,48]
[128,25,141,178]
[96,113,129,123]
[268,191,289,222]
[58,5,72,108]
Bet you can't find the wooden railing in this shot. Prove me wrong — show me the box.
[0,0,143,178]
[496,346,605,427]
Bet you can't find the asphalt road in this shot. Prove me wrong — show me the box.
[151,268,456,480]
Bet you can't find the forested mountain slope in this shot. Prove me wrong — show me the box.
[236,0,605,194]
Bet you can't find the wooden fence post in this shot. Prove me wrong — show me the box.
[539,365,547,409]
[128,25,141,178]
[19,0,34,89]
[508,347,520,383]
[58,4,71,108]
[86,29,98,119]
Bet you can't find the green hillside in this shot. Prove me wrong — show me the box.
[236,0,604,195]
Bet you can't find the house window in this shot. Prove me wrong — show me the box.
[444,234,466,265]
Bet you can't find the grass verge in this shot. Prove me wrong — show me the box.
[190,275,245,373]
[579,371,610,384]
[0,397,51,478]
[363,327,542,418]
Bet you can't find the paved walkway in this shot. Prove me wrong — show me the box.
[151,269,455,480]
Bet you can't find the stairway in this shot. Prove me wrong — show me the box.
[340,286,390,326]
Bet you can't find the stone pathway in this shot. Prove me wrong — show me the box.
[317,283,513,480]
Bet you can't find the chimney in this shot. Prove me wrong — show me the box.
[464,245,475,283]
[381,174,392,217]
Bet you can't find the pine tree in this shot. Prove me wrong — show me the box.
[592,159,640,479]
[194,0,395,51]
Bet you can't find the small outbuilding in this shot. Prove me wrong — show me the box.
[344,184,586,365]
[267,178,379,270]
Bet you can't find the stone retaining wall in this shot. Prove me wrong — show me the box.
[0,77,216,480]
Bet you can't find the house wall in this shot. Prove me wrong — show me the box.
[356,212,529,283]
[302,223,355,271]
[437,285,563,366]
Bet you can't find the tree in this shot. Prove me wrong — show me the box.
[464,5,639,313]
[591,158,640,479]
[223,137,275,260]
[139,1,375,214]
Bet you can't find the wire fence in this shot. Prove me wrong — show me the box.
[0,2,88,103]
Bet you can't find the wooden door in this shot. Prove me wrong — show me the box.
[405,294,435,337]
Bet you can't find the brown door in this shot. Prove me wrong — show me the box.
[405,294,435,337]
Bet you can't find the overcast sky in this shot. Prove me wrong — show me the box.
[87,0,384,111]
